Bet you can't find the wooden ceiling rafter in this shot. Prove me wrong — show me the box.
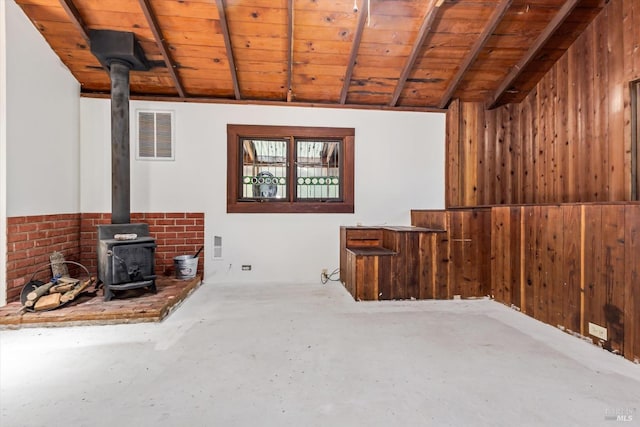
[340,0,368,105]
[137,0,185,98]
[388,0,441,107]
[58,0,89,43]
[488,0,580,109]
[215,0,241,100]
[287,0,294,102]
[437,0,513,109]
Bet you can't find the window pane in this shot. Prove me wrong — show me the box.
[296,140,341,200]
[241,138,287,199]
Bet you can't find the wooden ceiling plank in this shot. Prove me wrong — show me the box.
[388,0,441,107]
[138,0,186,98]
[287,0,293,101]
[215,0,241,100]
[58,0,90,42]
[438,0,513,109]
[340,0,368,104]
[488,0,579,109]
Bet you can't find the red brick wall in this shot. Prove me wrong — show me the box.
[79,212,205,278]
[6,214,81,302]
[5,212,205,303]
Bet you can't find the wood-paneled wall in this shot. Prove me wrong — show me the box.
[492,203,640,363]
[446,0,640,207]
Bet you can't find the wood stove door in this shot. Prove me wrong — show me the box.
[111,244,155,285]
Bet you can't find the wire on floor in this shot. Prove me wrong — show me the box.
[321,267,340,284]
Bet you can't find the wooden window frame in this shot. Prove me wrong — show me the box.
[227,124,354,213]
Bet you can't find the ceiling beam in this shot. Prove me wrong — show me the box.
[286,0,293,102]
[437,0,512,109]
[138,0,185,98]
[58,0,90,43]
[488,0,579,109]
[389,0,441,107]
[340,0,368,104]
[215,0,241,100]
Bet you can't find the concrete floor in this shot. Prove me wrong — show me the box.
[1,282,639,427]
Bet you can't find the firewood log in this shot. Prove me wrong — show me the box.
[49,283,76,294]
[26,282,55,301]
[60,277,95,303]
[34,293,61,311]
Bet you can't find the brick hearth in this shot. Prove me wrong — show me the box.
[0,276,201,329]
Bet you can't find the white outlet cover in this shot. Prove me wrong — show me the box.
[588,322,608,341]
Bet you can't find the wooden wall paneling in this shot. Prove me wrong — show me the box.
[340,226,347,283]
[607,0,626,201]
[593,9,609,202]
[601,205,626,353]
[449,210,465,298]
[521,89,537,204]
[479,209,493,297]
[624,204,640,362]
[482,108,494,205]
[584,28,599,200]
[410,210,447,229]
[555,55,570,202]
[533,205,550,324]
[583,205,605,345]
[511,207,524,310]
[494,106,506,204]
[545,205,564,328]
[562,204,582,334]
[378,255,392,301]
[491,207,509,304]
[355,255,366,301]
[419,233,435,299]
[522,206,538,316]
[361,256,378,301]
[465,210,481,297]
[436,225,451,300]
[346,250,356,298]
[461,103,481,206]
[536,75,548,203]
[509,105,522,204]
[446,99,462,207]
[383,229,404,299]
[406,232,421,299]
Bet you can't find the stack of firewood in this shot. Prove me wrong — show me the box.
[24,276,96,311]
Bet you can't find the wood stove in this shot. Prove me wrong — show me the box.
[97,223,156,301]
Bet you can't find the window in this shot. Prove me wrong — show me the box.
[227,124,354,213]
[137,110,174,160]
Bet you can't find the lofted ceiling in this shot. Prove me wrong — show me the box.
[16,0,604,111]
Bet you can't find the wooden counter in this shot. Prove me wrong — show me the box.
[340,226,445,301]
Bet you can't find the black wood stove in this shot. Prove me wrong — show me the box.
[97,223,156,301]
[90,30,157,301]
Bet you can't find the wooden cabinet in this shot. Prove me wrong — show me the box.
[340,226,445,301]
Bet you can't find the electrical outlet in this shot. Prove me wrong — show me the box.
[241,265,252,271]
[588,322,608,340]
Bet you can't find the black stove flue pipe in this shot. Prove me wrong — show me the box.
[89,30,150,224]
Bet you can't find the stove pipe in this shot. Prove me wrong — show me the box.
[110,60,131,224]
[89,30,150,224]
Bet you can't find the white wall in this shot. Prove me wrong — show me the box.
[1,0,80,304]
[81,99,445,284]
[4,0,80,217]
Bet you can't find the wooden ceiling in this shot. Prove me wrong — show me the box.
[16,0,604,111]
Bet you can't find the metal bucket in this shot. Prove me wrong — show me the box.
[174,255,199,280]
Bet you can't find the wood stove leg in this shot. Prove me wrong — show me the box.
[104,286,113,302]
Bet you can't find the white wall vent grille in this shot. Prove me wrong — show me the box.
[137,110,174,160]
[213,235,223,259]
